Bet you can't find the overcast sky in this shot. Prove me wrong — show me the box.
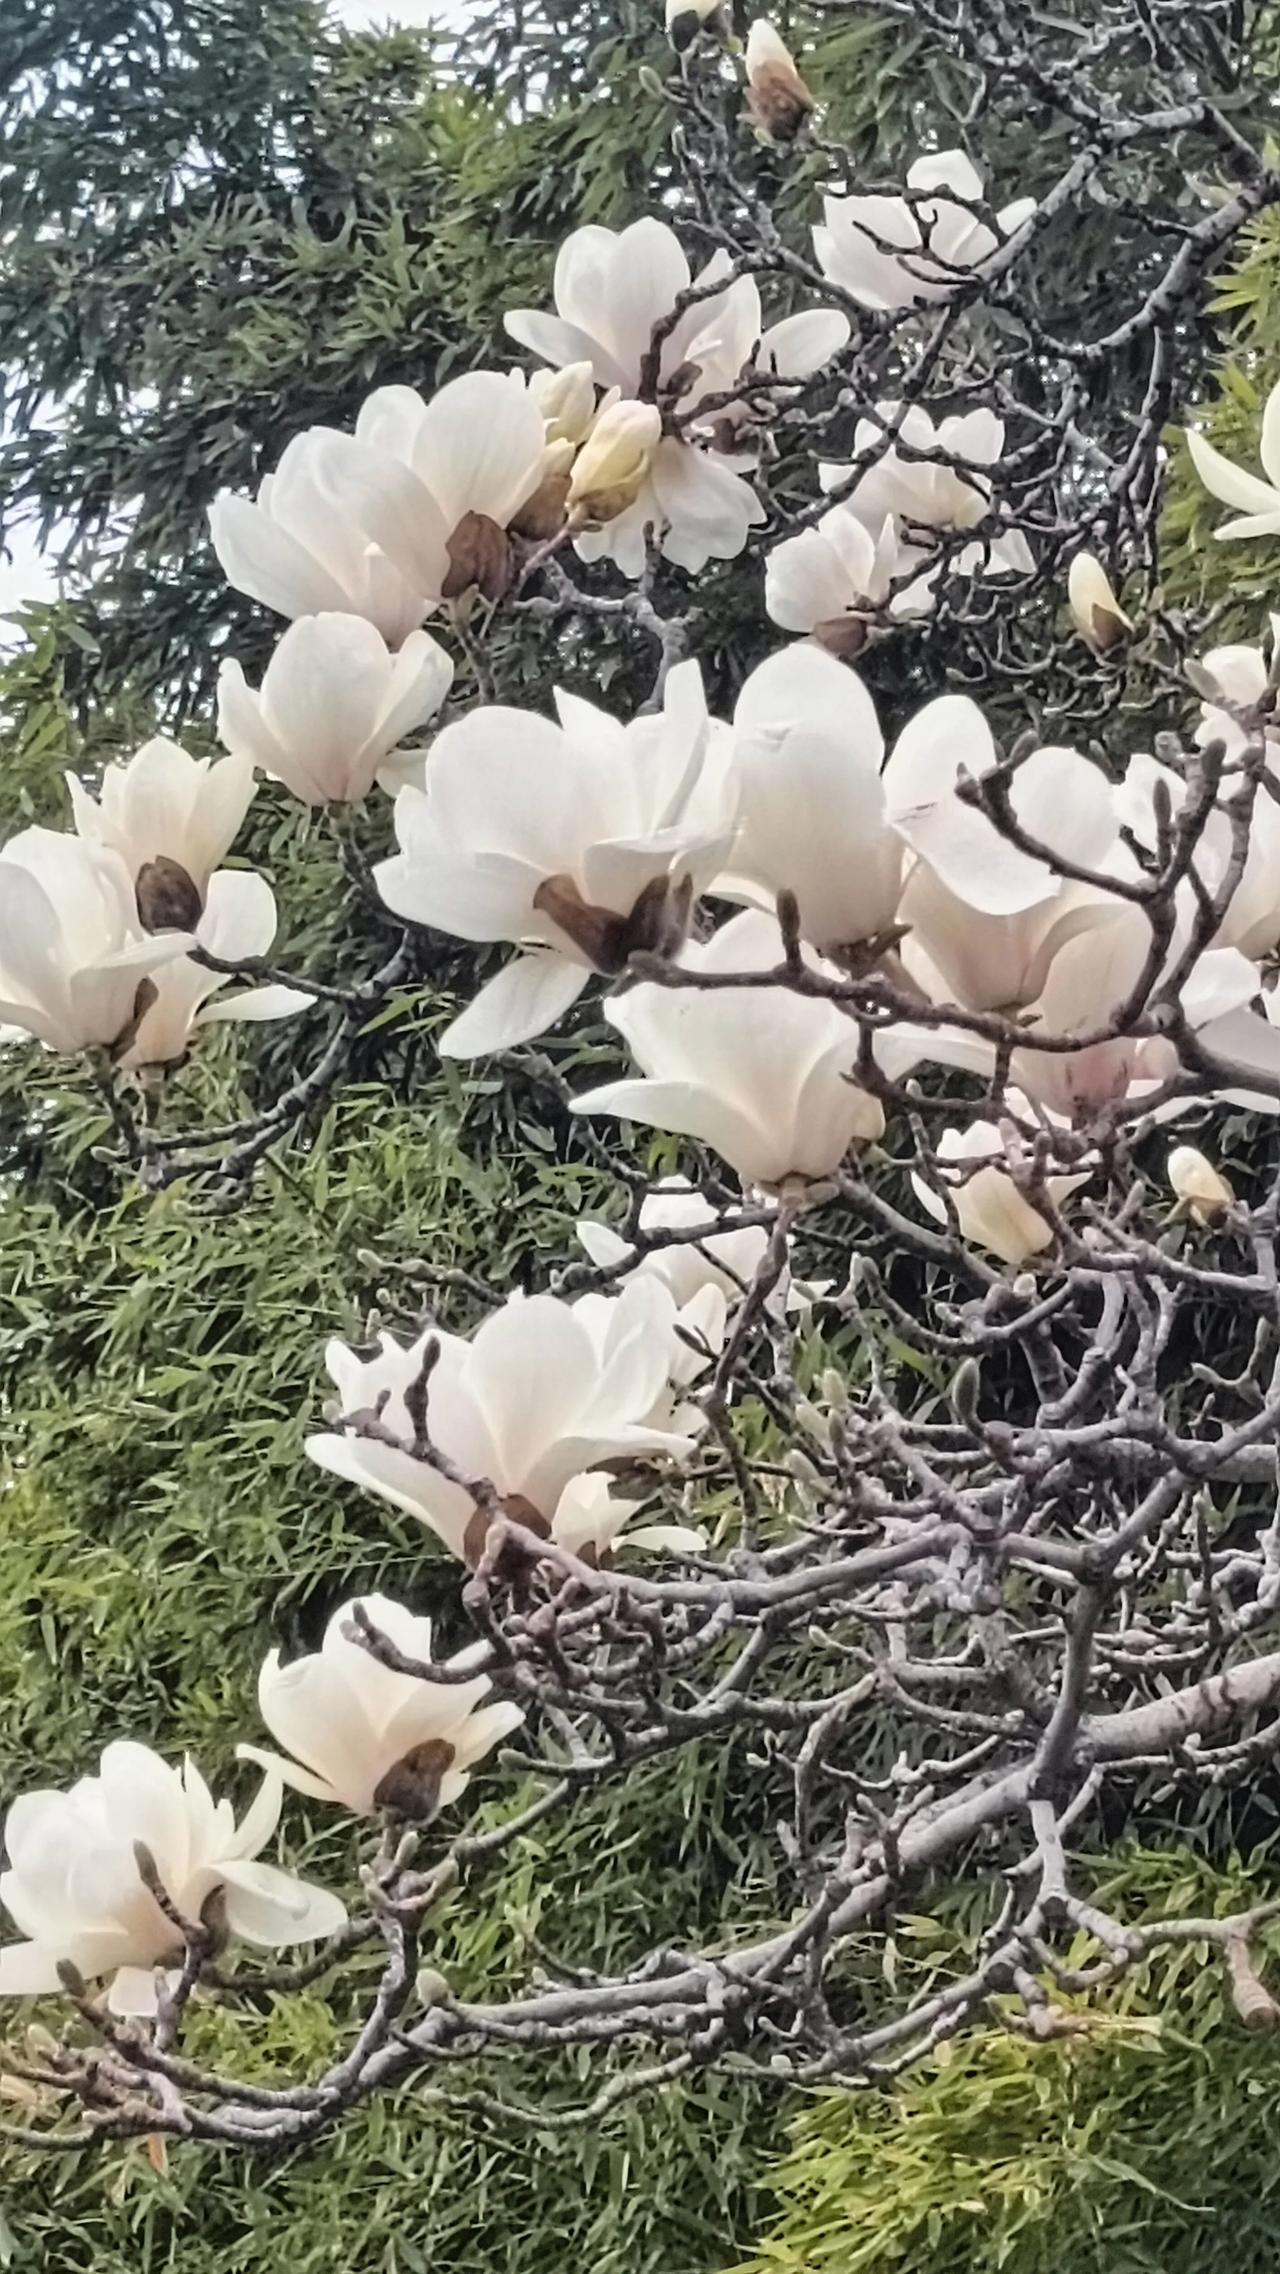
[0,0,458,624]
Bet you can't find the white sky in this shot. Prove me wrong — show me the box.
[0,0,463,623]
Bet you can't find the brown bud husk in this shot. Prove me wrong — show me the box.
[533,870,694,974]
[374,1736,457,1823]
[136,855,202,934]
[108,976,159,1064]
[813,614,870,661]
[510,470,571,543]
[442,511,512,603]
[745,64,813,143]
[462,1491,551,1574]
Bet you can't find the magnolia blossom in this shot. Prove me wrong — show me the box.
[826,404,1034,579]
[506,217,848,575]
[209,429,432,645]
[573,908,925,1188]
[0,828,192,1055]
[1168,1144,1234,1224]
[912,1117,1089,1266]
[0,1742,345,2017]
[764,507,933,645]
[720,651,1115,961]
[311,373,551,608]
[68,736,256,919]
[1016,918,1276,1118]
[546,1473,706,1561]
[744,21,813,142]
[122,871,311,1069]
[374,658,736,1056]
[1195,621,1280,759]
[237,1594,524,1819]
[217,613,454,806]
[1067,553,1131,654]
[307,1279,699,1564]
[813,151,1035,313]
[577,1176,770,1305]
[1120,749,1280,962]
[1186,381,1280,541]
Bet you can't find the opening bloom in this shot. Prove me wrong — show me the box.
[577,1176,771,1306]
[568,399,662,522]
[813,151,1035,313]
[209,429,432,645]
[912,1116,1090,1266]
[764,508,933,647]
[67,736,256,923]
[306,1279,699,1565]
[573,907,924,1188]
[237,1594,525,1819]
[373,657,737,1057]
[217,613,454,806]
[822,403,1034,581]
[0,828,193,1056]
[1186,380,1280,541]
[0,1743,346,2017]
[505,217,848,576]
[121,870,312,1070]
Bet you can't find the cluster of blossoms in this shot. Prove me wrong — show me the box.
[2,10,1278,2054]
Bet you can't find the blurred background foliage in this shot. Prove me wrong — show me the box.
[4,0,1280,2265]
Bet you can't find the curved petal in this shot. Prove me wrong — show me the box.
[218,1860,348,1948]
[208,495,354,621]
[1186,426,1280,519]
[439,953,589,1058]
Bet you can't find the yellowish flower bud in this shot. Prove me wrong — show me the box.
[568,400,662,523]
[1068,552,1132,653]
[1168,1144,1234,1225]
[529,362,597,447]
[744,19,813,142]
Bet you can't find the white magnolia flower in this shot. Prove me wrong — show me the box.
[826,404,1034,579]
[765,506,934,645]
[313,373,551,606]
[717,644,906,950]
[1120,749,1280,962]
[209,429,432,645]
[912,1116,1089,1266]
[68,737,255,916]
[217,614,454,806]
[374,657,736,1057]
[506,217,848,576]
[0,1742,346,2018]
[237,1594,524,1819]
[307,1279,699,1564]
[1016,917,1271,1119]
[1067,553,1132,653]
[0,828,191,1055]
[547,1472,706,1561]
[577,1176,770,1306]
[1168,1144,1234,1224]
[573,907,924,1187]
[122,870,312,1069]
[744,20,813,142]
[813,151,1035,313]
[1186,381,1280,541]
[1195,620,1280,759]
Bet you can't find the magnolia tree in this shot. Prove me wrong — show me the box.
[7,0,1280,2159]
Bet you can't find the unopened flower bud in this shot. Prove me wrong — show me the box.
[568,400,662,523]
[744,19,813,142]
[529,362,597,447]
[416,1966,450,2008]
[1068,552,1132,654]
[665,0,723,49]
[1168,1144,1234,1225]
